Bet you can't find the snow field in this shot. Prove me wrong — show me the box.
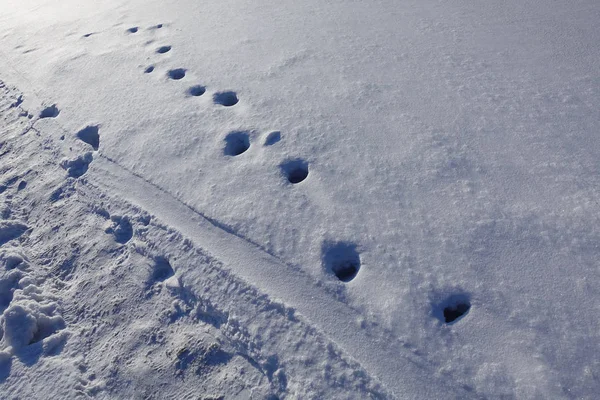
[0,0,599,398]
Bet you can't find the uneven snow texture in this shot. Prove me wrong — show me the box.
[0,0,600,398]
[0,83,386,398]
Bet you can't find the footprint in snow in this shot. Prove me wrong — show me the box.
[263,131,281,146]
[148,256,174,287]
[60,153,93,178]
[39,104,59,119]
[105,215,133,244]
[76,125,100,150]
[280,159,309,184]
[213,91,238,107]
[167,69,186,80]
[156,45,171,54]
[322,242,361,282]
[223,131,251,156]
[187,85,206,97]
[434,294,472,324]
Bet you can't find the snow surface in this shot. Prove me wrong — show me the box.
[0,0,599,398]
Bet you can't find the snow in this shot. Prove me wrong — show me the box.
[0,0,599,398]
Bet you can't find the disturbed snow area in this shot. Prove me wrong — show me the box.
[0,83,386,398]
[0,0,600,398]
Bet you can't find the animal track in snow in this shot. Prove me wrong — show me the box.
[151,256,174,283]
[223,131,251,156]
[105,215,133,244]
[167,69,186,80]
[322,242,361,282]
[213,91,238,107]
[280,159,309,184]
[187,85,206,97]
[127,27,139,34]
[76,125,100,150]
[17,181,26,191]
[433,294,471,324]
[144,65,155,74]
[39,104,59,119]
[60,152,93,178]
[156,45,171,54]
[263,131,281,146]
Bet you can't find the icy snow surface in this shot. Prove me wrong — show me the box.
[0,0,599,398]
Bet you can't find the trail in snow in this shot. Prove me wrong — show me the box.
[0,81,390,398]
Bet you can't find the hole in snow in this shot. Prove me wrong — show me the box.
[156,45,171,54]
[127,27,139,33]
[187,85,206,97]
[167,68,186,80]
[40,105,59,119]
[144,65,154,74]
[213,91,238,107]
[281,159,309,184]
[322,242,360,282]
[76,125,100,151]
[17,181,27,191]
[223,131,250,156]
[434,294,471,324]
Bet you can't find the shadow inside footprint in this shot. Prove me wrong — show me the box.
[76,125,100,150]
[151,256,174,282]
[0,352,11,383]
[322,242,361,282]
[105,215,133,244]
[223,131,250,156]
[39,105,59,119]
[433,294,472,324]
[263,131,281,146]
[213,91,238,107]
[156,45,171,54]
[167,69,186,80]
[61,153,93,178]
[187,85,206,97]
[280,159,309,184]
